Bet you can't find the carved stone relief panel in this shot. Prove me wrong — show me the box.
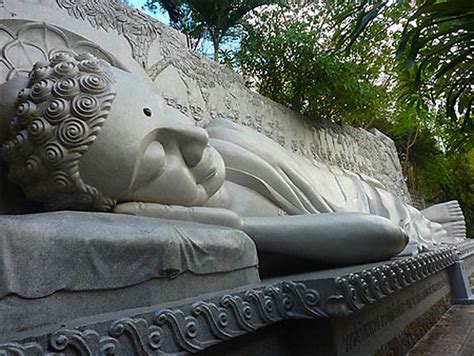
[155,66,190,116]
[0,20,122,84]
[55,0,188,68]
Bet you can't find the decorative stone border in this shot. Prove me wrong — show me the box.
[333,248,458,314]
[0,246,461,354]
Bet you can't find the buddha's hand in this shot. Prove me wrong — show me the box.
[113,202,244,229]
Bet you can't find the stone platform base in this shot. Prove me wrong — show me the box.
[3,242,472,355]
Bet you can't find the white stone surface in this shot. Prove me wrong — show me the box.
[0,0,410,203]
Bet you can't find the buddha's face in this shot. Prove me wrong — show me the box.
[79,68,225,206]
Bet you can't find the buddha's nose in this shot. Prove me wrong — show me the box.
[178,125,209,167]
[159,108,209,167]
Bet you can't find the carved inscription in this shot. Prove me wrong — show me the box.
[376,295,452,355]
[342,273,449,352]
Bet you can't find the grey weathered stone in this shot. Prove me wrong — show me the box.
[0,210,259,335]
[0,211,258,300]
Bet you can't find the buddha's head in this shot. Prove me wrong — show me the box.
[0,53,225,211]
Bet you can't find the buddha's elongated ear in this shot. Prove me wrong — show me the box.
[0,77,30,145]
[0,52,117,211]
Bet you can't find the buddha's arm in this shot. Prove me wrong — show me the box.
[114,202,244,229]
[114,202,407,265]
[243,213,408,265]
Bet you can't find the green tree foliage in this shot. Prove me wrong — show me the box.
[332,0,473,136]
[237,4,389,126]
[394,130,474,237]
[145,0,283,61]
[145,0,205,50]
[329,0,473,234]
[397,0,474,147]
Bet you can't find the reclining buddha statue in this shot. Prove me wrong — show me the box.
[0,53,466,269]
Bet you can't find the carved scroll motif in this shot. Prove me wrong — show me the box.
[0,281,325,355]
[333,248,458,313]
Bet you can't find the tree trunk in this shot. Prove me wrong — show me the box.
[212,34,219,63]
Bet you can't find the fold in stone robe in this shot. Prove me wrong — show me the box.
[206,118,447,250]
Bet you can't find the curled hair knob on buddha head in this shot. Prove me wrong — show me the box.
[0,52,117,211]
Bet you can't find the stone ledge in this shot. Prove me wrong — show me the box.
[0,246,459,355]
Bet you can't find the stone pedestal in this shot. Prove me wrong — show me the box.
[2,241,471,355]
